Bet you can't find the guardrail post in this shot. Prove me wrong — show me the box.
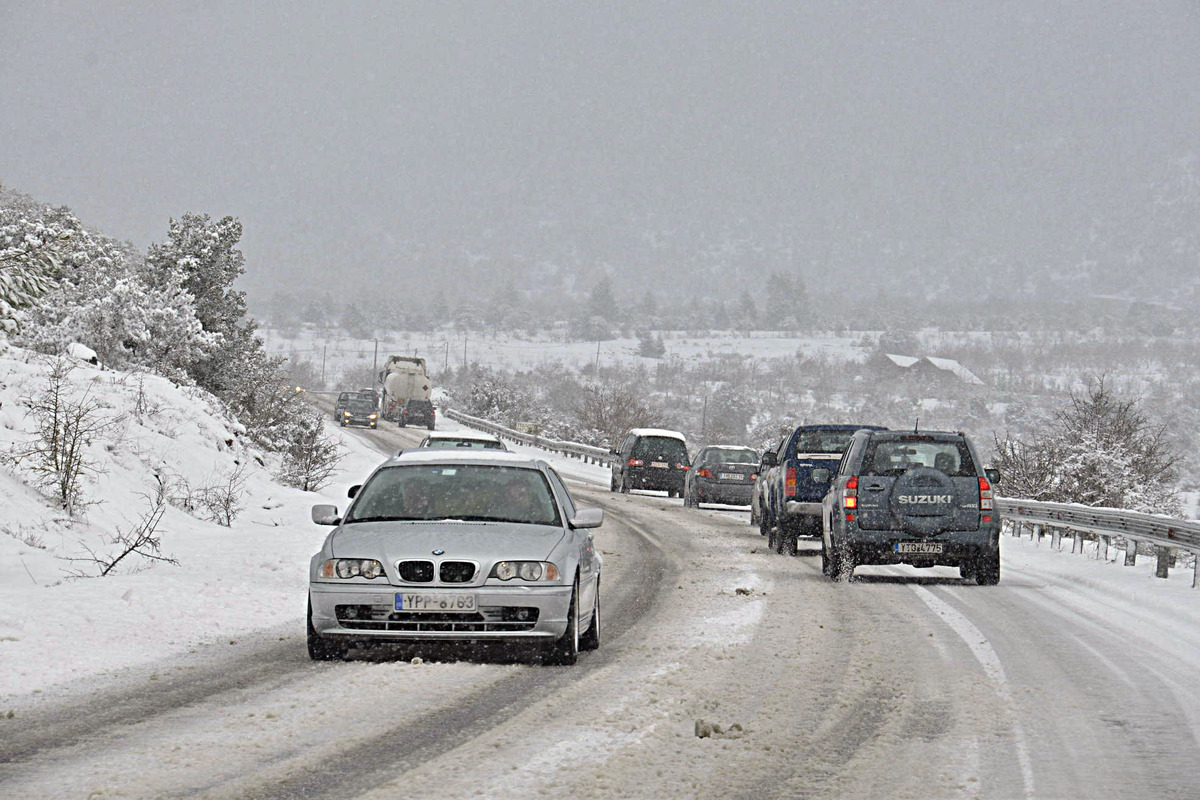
[1011,520,1022,538]
[1155,546,1170,579]
[1193,554,1199,589]
[1034,524,1043,544]
[1071,530,1083,554]
[1097,535,1109,561]
[1124,539,1137,567]
[1051,527,1062,550]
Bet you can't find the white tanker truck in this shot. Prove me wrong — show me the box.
[380,355,432,421]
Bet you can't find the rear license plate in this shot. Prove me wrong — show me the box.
[893,542,943,554]
[718,472,743,481]
[650,461,668,468]
[395,593,477,612]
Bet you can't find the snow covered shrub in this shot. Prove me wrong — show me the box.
[276,412,345,493]
[6,359,124,515]
[64,475,177,578]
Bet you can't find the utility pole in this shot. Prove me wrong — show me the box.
[320,344,327,387]
[701,394,708,441]
[594,340,601,373]
[463,335,468,368]
[444,341,450,373]
[372,338,380,385]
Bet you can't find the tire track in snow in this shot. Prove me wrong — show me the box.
[910,585,1036,798]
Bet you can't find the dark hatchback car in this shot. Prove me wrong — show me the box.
[683,445,759,508]
[340,398,379,429]
[610,429,690,497]
[398,398,436,429]
[821,429,1002,583]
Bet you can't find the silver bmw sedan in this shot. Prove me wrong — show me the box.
[307,450,602,664]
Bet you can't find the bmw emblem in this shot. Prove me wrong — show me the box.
[432,549,445,556]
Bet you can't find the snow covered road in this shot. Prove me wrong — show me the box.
[2,414,1198,799]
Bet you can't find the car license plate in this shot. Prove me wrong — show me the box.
[650,461,668,468]
[719,472,742,481]
[893,542,943,554]
[395,593,477,612]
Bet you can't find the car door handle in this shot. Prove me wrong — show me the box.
[865,486,886,491]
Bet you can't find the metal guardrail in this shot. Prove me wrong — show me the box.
[997,498,1200,587]
[443,409,617,468]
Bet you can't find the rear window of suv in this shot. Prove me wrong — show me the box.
[861,437,977,477]
[793,430,857,454]
[632,437,688,461]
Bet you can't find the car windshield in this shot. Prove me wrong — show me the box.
[703,448,758,464]
[862,439,978,477]
[347,401,374,412]
[345,464,559,525]
[632,436,687,461]
[424,438,503,449]
[793,430,856,454]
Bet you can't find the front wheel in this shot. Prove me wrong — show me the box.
[398,420,406,428]
[784,531,798,557]
[579,579,600,652]
[306,601,347,661]
[543,581,580,665]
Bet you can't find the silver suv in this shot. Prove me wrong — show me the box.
[820,430,1002,583]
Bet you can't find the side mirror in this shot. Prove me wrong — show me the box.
[348,484,361,499]
[311,504,341,525]
[610,449,620,457]
[569,507,605,529]
[811,468,831,483]
[761,452,778,468]
[985,468,1001,486]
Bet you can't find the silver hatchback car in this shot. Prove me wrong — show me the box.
[307,450,602,664]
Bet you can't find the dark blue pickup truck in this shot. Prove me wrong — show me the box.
[760,424,886,555]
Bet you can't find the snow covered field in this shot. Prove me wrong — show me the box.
[261,328,870,385]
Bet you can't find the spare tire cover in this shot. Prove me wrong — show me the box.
[889,467,959,535]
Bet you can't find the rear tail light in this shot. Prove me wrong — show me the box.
[628,458,644,467]
[843,475,859,510]
[750,473,757,481]
[677,463,689,470]
[979,477,994,511]
[697,468,712,479]
[785,466,797,497]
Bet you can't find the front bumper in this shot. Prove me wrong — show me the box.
[309,582,573,642]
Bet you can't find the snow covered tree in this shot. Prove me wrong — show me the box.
[994,376,1181,515]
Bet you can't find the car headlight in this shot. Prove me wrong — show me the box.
[369,414,378,419]
[320,559,386,580]
[343,411,351,416]
[490,561,560,582]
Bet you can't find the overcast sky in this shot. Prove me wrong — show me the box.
[2,1,1197,299]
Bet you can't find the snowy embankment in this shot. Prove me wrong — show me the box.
[0,348,384,698]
